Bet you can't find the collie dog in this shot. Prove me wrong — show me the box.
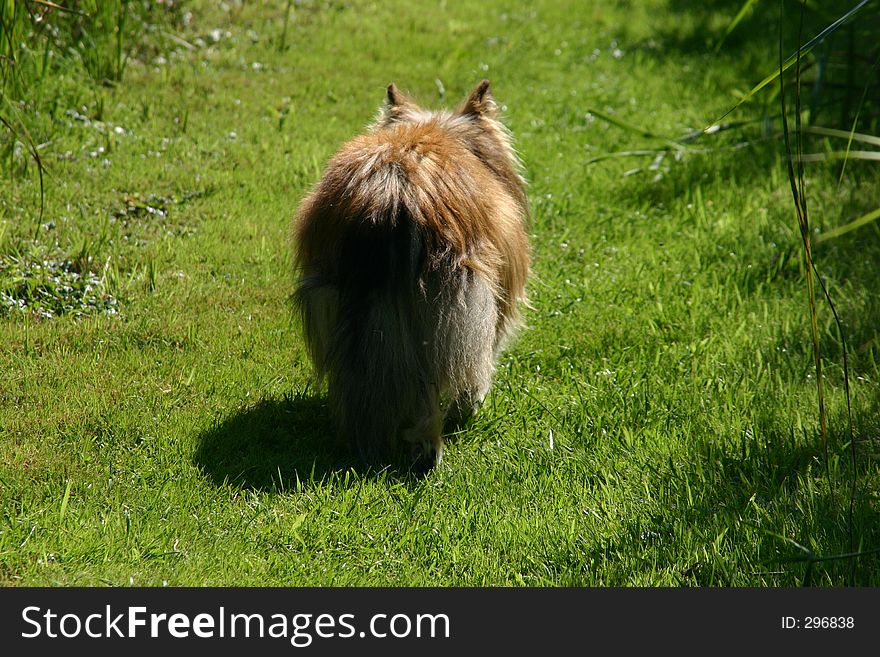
[292,80,529,471]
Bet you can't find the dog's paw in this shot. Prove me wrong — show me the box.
[410,440,443,476]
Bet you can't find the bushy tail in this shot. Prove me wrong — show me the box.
[297,212,436,464]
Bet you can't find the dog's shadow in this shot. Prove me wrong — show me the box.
[193,391,430,490]
[193,392,359,491]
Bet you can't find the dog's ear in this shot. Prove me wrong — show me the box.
[386,83,412,108]
[378,83,419,125]
[456,79,497,118]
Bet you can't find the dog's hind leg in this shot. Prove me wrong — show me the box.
[438,270,499,433]
[402,384,445,474]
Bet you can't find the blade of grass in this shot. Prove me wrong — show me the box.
[279,0,294,52]
[32,0,87,15]
[0,111,45,222]
[708,0,873,131]
[814,207,880,243]
[713,0,759,53]
[59,479,72,520]
[836,51,880,184]
[779,0,831,482]
[802,126,880,147]
[586,108,686,151]
[797,150,880,162]
[811,267,857,562]
[584,149,668,165]
[769,529,880,564]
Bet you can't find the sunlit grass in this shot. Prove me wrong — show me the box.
[0,0,878,586]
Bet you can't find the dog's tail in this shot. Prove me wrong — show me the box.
[294,197,439,466]
[334,213,436,465]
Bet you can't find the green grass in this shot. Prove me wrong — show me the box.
[1,0,879,586]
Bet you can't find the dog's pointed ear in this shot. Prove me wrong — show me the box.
[457,79,497,118]
[386,83,409,108]
[378,83,418,125]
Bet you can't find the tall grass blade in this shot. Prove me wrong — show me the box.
[779,0,831,484]
[0,112,45,221]
[798,151,880,162]
[708,0,873,131]
[116,0,128,81]
[835,51,880,184]
[713,0,759,53]
[586,108,685,151]
[811,269,856,559]
[802,126,880,147]
[279,0,293,52]
[32,0,84,13]
[584,149,668,165]
[815,207,880,243]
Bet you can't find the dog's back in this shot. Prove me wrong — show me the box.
[293,81,528,470]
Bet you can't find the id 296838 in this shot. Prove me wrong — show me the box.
[781,616,854,629]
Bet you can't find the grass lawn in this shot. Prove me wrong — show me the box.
[1,0,879,586]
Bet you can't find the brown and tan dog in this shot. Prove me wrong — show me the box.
[293,80,529,472]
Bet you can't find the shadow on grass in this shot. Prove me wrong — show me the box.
[193,392,355,492]
[609,414,880,586]
[649,0,799,56]
[193,391,429,491]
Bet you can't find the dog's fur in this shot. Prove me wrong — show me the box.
[292,80,529,471]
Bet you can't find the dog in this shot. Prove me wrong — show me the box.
[292,80,529,472]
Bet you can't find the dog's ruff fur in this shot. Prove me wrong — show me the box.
[292,80,529,471]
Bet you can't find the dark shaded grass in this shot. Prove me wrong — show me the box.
[193,392,350,491]
[193,388,530,491]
